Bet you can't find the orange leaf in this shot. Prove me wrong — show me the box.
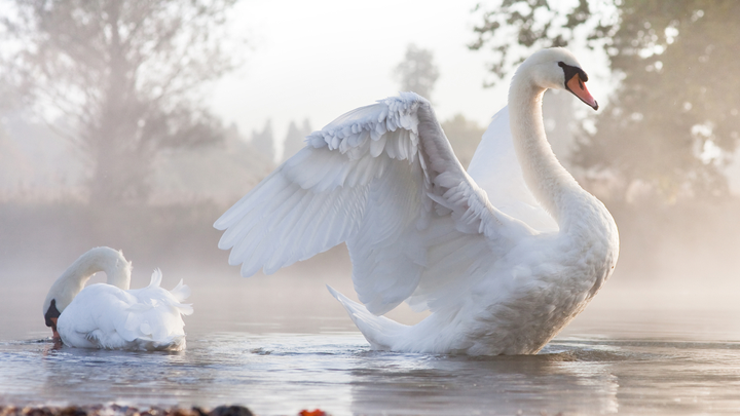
[298,410,327,416]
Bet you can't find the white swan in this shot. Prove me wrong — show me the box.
[42,247,193,351]
[215,48,619,355]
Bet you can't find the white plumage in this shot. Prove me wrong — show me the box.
[215,48,619,355]
[42,247,192,351]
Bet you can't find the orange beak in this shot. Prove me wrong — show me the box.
[566,73,598,111]
[50,317,60,340]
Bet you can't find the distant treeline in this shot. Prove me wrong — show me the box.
[3,193,740,289]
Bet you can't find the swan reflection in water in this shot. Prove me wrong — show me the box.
[348,344,620,415]
[37,340,192,407]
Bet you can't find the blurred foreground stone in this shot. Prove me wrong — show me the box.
[0,405,258,416]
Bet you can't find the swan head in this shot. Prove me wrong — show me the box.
[43,299,62,340]
[516,48,598,110]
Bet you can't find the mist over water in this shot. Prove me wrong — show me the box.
[4,276,740,415]
[4,240,740,415]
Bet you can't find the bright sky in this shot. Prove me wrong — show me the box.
[210,0,508,149]
[209,0,612,154]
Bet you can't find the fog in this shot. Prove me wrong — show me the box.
[2,0,740,343]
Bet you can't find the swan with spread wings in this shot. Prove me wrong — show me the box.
[215,48,619,355]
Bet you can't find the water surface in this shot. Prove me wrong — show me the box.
[3,270,740,415]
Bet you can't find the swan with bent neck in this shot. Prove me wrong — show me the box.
[215,48,619,355]
[43,247,192,351]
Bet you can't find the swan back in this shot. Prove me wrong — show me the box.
[57,269,193,351]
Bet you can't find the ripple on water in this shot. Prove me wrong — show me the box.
[1,333,739,415]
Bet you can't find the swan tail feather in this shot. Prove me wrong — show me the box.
[169,279,192,303]
[148,268,163,288]
[144,270,192,314]
[327,285,407,351]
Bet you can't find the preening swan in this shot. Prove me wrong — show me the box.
[215,48,619,355]
[42,247,193,351]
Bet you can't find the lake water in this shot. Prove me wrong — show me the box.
[2,266,740,416]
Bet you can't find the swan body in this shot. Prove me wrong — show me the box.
[215,48,619,355]
[42,247,192,351]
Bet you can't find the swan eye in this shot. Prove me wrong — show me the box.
[558,61,588,87]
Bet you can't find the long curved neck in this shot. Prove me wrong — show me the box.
[44,247,132,312]
[508,73,582,227]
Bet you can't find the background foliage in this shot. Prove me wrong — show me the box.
[471,0,740,201]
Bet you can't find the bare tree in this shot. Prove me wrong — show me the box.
[393,44,440,101]
[0,0,242,205]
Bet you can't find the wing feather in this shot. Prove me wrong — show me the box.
[216,93,531,316]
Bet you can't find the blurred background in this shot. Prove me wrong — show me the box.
[1,0,739,336]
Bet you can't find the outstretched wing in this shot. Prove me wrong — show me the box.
[215,93,531,315]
